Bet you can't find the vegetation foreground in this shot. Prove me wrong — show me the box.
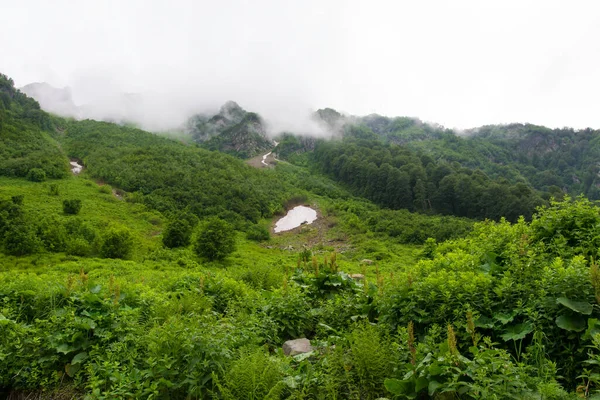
[5,190,600,399]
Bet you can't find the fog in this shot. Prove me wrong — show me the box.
[3,0,600,132]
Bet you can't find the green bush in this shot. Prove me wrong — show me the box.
[100,228,134,259]
[66,237,92,256]
[3,222,41,256]
[246,224,270,242]
[193,218,236,261]
[48,183,60,196]
[11,195,24,205]
[98,185,112,194]
[26,168,46,182]
[163,219,193,248]
[36,216,68,252]
[216,348,285,400]
[63,199,82,215]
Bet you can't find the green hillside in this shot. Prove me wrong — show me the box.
[0,73,69,180]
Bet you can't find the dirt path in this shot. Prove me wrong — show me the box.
[247,152,277,168]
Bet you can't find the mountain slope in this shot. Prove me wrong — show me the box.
[20,82,79,118]
[0,74,68,179]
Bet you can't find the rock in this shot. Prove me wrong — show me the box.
[349,274,365,280]
[360,259,374,265]
[283,338,313,356]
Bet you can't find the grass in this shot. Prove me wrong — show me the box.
[0,175,164,261]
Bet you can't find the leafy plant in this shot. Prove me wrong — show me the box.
[63,199,82,215]
[194,218,236,261]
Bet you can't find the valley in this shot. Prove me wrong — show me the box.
[2,71,600,399]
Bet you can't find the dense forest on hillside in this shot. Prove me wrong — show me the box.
[0,74,69,180]
[311,137,544,221]
[63,119,286,224]
[297,110,600,206]
[5,72,600,399]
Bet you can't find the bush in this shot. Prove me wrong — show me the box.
[246,224,270,242]
[98,185,111,194]
[11,195,24,205]
[216,348,285,400]
[100,228,134,259]
[66,237,92,256]
[37,216,68,252]
[163,219,193,248]
[63,199,82,215]
[3,223,41,256]
[193,218,236,261]
[26,168,46,182]
[48,184,60,196]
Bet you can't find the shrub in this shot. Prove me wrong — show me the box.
[37,216,68,252]
[66,237,92,256]
[216,348,285,400]
[48,184,60,196]
[26,168,46,182]
[193,218,236,261]
[163,219,193,248]
[98,185,111,194]
[100,228,134,259]
[63,199,82,215]
[3,222,41,255]
[11,195,24,205]
[246,224,270,242]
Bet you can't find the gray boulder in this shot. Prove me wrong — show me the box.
[283,338,313,356]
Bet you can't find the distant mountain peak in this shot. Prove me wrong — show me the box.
[186,101,272,158]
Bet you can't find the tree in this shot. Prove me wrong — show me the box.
[194,218,236,261]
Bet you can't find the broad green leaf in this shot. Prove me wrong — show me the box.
[556,297,593,315]
[56,343,75,354]
[584,318,600,339]
[293,351,314,362]
[556,315,587,332]
[428,380,442,396]
[501,322,533,341]
[415,376,429,393]
[493,311,517,325]
[90,284,102,294]
[384,378,412,395]
[474,316,494,329]
[65,363,81,377]
[428,363,443,376]
[283,376,298,389]
[71,352,88,365]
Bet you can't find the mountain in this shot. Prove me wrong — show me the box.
[20,82,79,118]
[187,101,274,158]
[0,75,69,179]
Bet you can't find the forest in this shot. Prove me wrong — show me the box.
[4,71,600,399]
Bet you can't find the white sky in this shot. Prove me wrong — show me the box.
[1,0,600,131]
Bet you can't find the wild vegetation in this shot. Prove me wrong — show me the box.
[0,74,68,180]
[4,73,600,399]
